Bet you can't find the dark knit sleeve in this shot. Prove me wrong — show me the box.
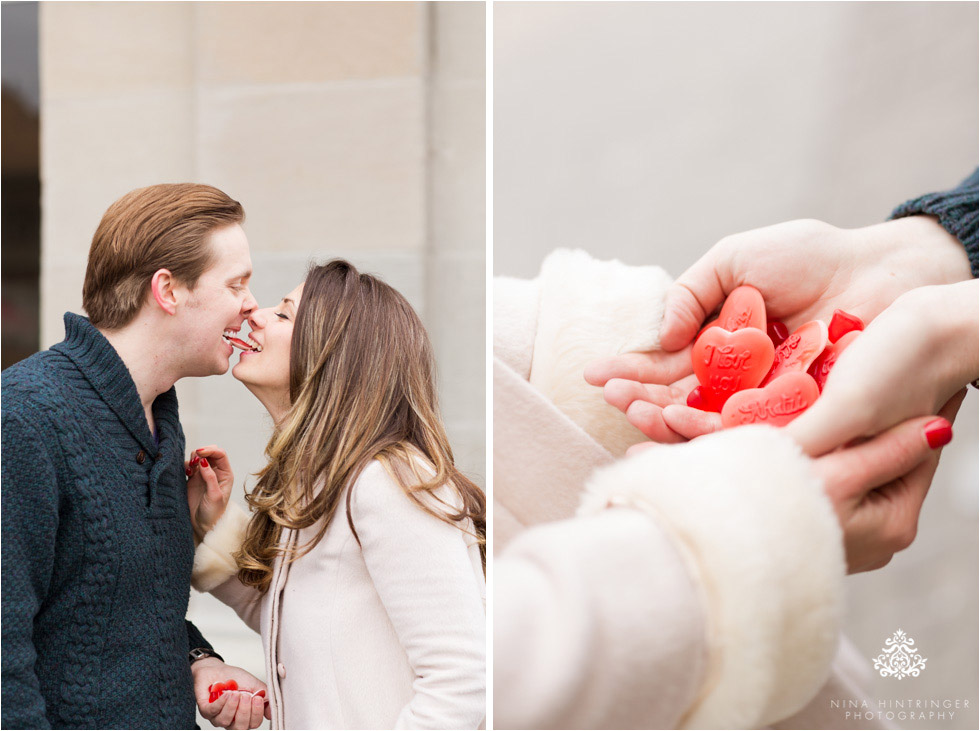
[1,412,57,729]
[185,620,222,663]
[890,169,979,278]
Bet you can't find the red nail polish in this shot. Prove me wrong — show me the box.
[201,458,209,468]
[924,419,952,449]
[190,455,200,466]
[185,468,192,477]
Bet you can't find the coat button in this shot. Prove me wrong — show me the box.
[277,663,286,679]
[136,450,145,464]
[156,451,162,459]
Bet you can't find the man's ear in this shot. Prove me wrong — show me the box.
[150,269,180,315]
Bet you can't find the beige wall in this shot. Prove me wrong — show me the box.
[39,3,484,726]
[495,3,977,728]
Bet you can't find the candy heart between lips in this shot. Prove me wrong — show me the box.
[692,327,775,404]
[721,371,820,428]
[763,320,828,385]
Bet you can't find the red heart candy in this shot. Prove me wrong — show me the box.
[208,680,239,703]
[766,320,789,347]
[763,320,828,384]
[686,386,703,409]
[721,372,820,428]
[692,327,775,405]
[696,317,719,339]
[828,309,864,343]
[717,285,767,332]
[808,330,860,391]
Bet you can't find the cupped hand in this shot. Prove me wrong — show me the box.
[186,445,234,543]
[585,216,972,445]
[191,657,271,729]
[788,280,979,457]
[658,216,971,353]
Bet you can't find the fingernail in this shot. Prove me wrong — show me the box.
[201,458,209,468]
[924,418,952,449]
[185,468,193,477]
[190,455,200,466]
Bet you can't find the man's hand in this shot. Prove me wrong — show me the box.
[191,657,270,729]
[585,216,972,445]
[186,445,234,543]
[658,216,971,353]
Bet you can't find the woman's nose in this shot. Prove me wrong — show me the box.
[248,308,269,329]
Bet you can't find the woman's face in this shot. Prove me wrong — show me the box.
[232,282,304,405]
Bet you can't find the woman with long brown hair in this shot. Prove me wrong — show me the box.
[186,260,486,729]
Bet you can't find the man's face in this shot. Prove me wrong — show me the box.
[177,223,257,377]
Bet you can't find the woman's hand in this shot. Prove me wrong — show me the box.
[186,445,234,544]
[809,394,962,573]
[788,280,979,456]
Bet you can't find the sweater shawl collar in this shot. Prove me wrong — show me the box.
[51,312,180,456]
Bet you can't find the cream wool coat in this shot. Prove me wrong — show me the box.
[192,460,486,730]
[493,250,884,730]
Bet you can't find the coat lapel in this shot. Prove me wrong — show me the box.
[493,357,614,553]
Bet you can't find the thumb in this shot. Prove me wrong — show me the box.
[660,250,728,352]
[199,459,225,503]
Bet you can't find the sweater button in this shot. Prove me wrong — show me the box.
[136,450,146,464]
[277,663,286,679]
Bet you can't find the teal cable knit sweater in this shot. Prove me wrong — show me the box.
[1,313,215,729]
[891,168,979,277]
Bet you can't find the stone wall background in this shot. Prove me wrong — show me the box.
[494,3,977,728]
[39,3,484,727]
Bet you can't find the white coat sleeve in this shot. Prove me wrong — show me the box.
[495,425,847,730]
[351,465,487,730]
[494,508,707,730]
[191,502,264,634]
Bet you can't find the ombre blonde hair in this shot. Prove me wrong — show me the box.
[236,260,485,592]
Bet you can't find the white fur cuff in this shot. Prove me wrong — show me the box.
[579,426,846,729]
[529,248,673,457]
[192,502,251,593]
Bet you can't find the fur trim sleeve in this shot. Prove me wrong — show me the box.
[530,248,673,457]
[579,425,845,729]
[191,502,251,593]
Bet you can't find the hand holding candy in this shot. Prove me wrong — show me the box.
[208,680,267,704]
[658,216,971,353]
[789,280,979,457]
[192,657,271,729]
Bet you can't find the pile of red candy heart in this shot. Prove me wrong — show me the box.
[208,679,266,704]
[686,285,864,428]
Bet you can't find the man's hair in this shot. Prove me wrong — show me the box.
[82,183,245,329]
